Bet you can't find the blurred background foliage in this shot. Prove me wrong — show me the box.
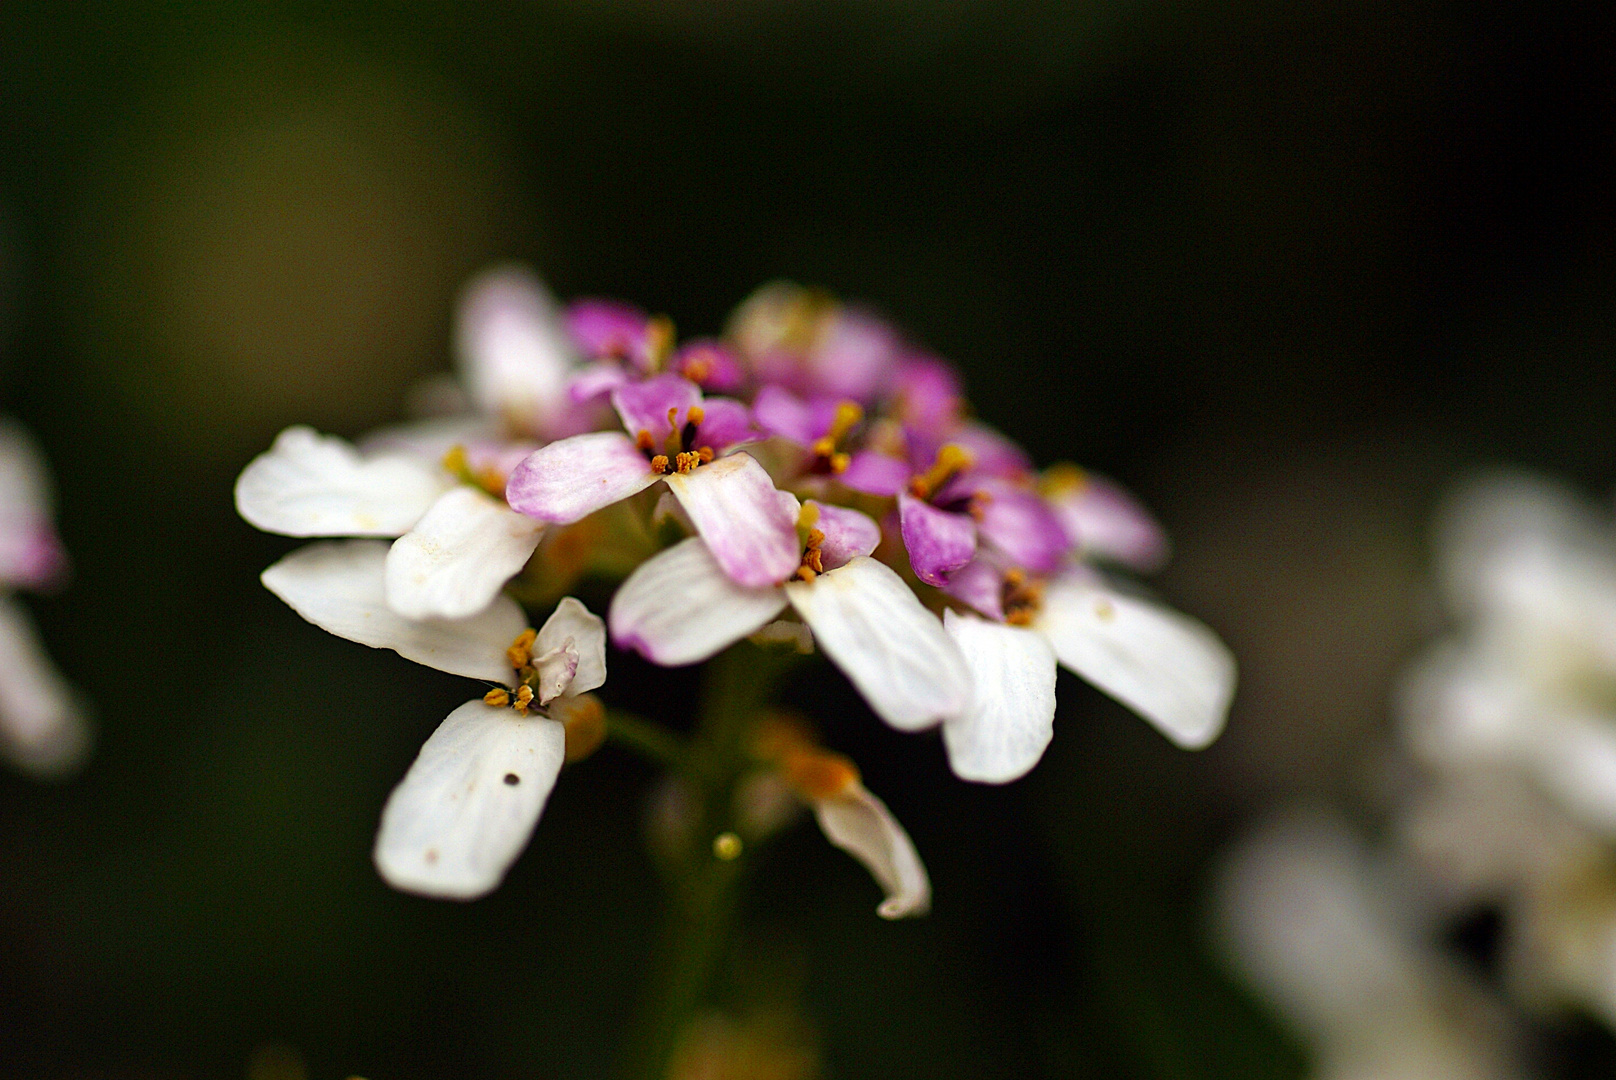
[0,1,1613,1076]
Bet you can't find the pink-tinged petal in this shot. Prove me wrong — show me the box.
[673,339,745,392]
[535,596,607,696]
[1037,571,1235,750]
[609,537,788,665]
[898,493,977,586]
[1043,468,1170,572]
[953,423,1033,479]
[0,520,67,591]
[373,701,564,899]
[567,361,631,404]
[693,398,757,451]
[973,480,1072,574]
[358,416,498,461]
[811,307,899,401]
[941,557,1007,620]
[808,501,881,569]
[504,433,658,524]
[892,353,963,433]
[813,782,931,919]
[455,266,578,433]
[529,641,579,706]
[0,596,90,777]
[784,557,969,731]
[612,374,702,442]
[839,451,912,497]
[753,384,820,445]
[941,611,1057,783]
[665,454,801,588]
[461,440,542,486]
[262,540,525,682]
[566,298,650,366]
[235,426,452,538]
[384,487,545,620]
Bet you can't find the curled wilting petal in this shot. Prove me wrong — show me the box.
[812,783,931,919]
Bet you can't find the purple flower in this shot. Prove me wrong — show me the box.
[727,282,902,404]
[506,374,800,588]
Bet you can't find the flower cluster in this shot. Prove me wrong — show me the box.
[237,267,1235,905]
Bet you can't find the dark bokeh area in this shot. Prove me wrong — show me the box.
[0,2,1614,1076]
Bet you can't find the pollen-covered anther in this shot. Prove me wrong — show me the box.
[792,529,826,582]
[506,628,538,671]
[1001,568,1044,626]
[697,446,715,464]
[1038,462,1088,498]
[649,454,671,475]
[635,430,657,454]
[909,444,974,500]
[674,451,702,474]
[483,688,511,708]
[512,684,536,715]
[783,747,861,801]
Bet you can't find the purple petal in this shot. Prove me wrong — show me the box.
[673,340,745,392]
[0,519,67,590]
[953,423,1033,479]
[505,432,658,523]
[1045,469,1170,572]
[973,479,1072,574]
[612,374,702,442]
[942,557,1007,620]
[663,454,801,588]
[840,451,912,497]
[567,299,650,366]
[808,501,881,569]
[567,361,630,404]
[898,492,977,587]
[693,398,757,452]
[892,353,963,434]
[810,308,899,402]
[753,384,819,446]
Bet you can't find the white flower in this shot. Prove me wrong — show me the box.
[0,420,88,776]
[234,267,589,621]
[1398,472,1616,835]
[261,539,606,898]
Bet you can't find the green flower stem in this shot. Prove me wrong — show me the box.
[605,710,691,773]
[618,641,806,1080]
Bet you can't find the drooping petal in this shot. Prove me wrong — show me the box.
[385,487,545,620]
[373,700,565,900]
[897,493,976,587]
[612,374,702,442]
[1042,467,1170,572]
[940,611,1057,783]
[785,557,969,731]
[972,479,1071,574]
[809,502,881,569]
[235,426,451,538]
[0,420,65,589]
[609,538,787,666]
[813,783,931,919]
[0,597,89,777]
[693,398,758,452]
[839,451,911,497]
[664,454,800,588]
[262,540,524,682]
[536,596,607,695]
[1037,572,1235,750]
[455,266,579,433]
[504,432,658,524]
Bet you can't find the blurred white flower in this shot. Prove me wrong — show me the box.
[0,420,88,777]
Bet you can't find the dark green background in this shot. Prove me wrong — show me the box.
[0,2,1613,1076]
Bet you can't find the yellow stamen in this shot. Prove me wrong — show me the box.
[697,445,715,464]
[513,685,535,715]
[483,688,511,708]
[712,832,743,860]
[783,747,861,801]
[645,314,675,369]
[675,451,701,474]
[506,628,537,671]
[826,400,863,443]
[687,404,705,427]
[442,444,470,476]
[1038,462,1089,498]
[649,453,670,475]
[908,444,974,500]
[635,430,656,453]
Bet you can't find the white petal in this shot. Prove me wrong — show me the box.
[529,643,578,706]
[384,487,545,620]
[663,453,801,589]
[784,557,968,732]
[0,597,89,777]
[235,426,450,537]
[941,610,1057,783]
[357,415,499,461]
[0,419,54,520]
[455,266,578,431]
[374,700,564,899]
[536,596,607,695]
[609,538,787,666]
[813,783,931,919]
[1038,574,1234,749]
[262,540,524,682]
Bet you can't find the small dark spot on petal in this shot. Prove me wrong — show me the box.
[504,773,520,786]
